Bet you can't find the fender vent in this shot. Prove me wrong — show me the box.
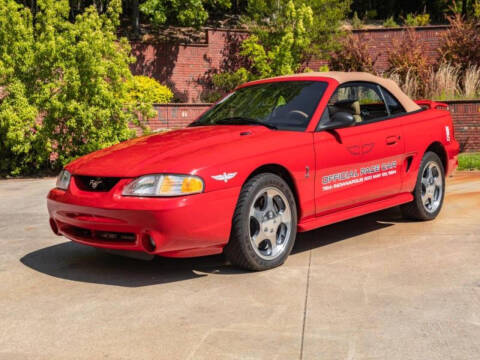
[405,156,414,173]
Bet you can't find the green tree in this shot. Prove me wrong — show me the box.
[247,0,351,59]
[211,0,349,95]
[0,0,163,175]
[245,1,314,77]
[139,0,232,28]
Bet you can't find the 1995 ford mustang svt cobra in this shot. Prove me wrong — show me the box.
[47,72,459,270]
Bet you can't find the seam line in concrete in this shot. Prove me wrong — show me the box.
[299,247,312,360]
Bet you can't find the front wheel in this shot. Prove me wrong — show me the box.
[224,173,297,271]
[401,151,445,220]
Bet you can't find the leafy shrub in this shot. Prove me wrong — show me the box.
[385,29,432,98]
[123,76,173,131]
[439,15,480,71]
[383,16,399,28]
[0,81,43,175]
[330,33,378,73]
[125,76,173,105]
[0,0,156,176]
[403,13,430,26]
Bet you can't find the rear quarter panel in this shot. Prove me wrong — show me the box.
[401,108,457,192]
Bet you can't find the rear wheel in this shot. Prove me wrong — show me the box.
[401,151,445,220]
[224,173,297,271]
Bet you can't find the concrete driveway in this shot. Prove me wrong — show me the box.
[0,172,479,360]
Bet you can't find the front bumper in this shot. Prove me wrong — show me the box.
[47,179,240,258]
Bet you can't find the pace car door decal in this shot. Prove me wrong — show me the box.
[322,161,397,191]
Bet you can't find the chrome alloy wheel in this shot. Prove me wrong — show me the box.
[248,187,292,260]
[421,161,443,213]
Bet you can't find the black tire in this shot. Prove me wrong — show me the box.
[224,173,297,271]
[401,151,445,220]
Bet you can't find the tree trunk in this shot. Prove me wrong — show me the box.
[462,0,468,18]
[132,0,140,36]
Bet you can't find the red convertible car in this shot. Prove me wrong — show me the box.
[48,72,459,270]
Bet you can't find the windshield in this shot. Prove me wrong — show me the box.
[191,81,328,131]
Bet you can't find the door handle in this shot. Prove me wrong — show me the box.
[386,135,400,145]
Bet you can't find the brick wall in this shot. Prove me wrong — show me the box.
[130,29,248,103]
[131,26,449,102]
[151,103,212,129]
[149,101,480,152]
[445,100,480,152]
[351,26,448,72]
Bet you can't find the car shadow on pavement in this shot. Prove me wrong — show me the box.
[291,206,400,254]
[20,207,402,287]
[20,242,240,287]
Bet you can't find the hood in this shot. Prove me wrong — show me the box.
[67,125,270,177]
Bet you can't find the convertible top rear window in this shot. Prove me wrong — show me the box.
[191,81,328,131]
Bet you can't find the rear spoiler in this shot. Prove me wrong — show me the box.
[414,100,449,110]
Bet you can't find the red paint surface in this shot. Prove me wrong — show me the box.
[48,74,459,258]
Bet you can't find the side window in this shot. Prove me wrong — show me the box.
[380,87,406,115]
[327,83,389,124]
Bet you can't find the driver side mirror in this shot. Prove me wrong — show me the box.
[318,112,355,131]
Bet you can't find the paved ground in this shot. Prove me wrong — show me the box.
[0,172,479,360]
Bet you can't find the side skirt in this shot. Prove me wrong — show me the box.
[297,192,414,232]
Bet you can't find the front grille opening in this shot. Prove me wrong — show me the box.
[61,224,136,244]
[96,231,136,242]
[67,225,93,239]
[74,176,121,192]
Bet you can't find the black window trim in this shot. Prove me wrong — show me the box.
[316,81,424,131]
[377,84,407,116]
[376,84,391,117]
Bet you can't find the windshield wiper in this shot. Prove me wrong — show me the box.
[215,117,277,130]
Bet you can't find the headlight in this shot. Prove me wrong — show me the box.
[122,174,204,197]
[56,169,71,190]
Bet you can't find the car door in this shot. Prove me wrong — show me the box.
[357,85,406,203]
[313,85,368,215]
[313,82,405,215]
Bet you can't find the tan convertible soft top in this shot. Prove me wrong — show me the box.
[273,71,421,113]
